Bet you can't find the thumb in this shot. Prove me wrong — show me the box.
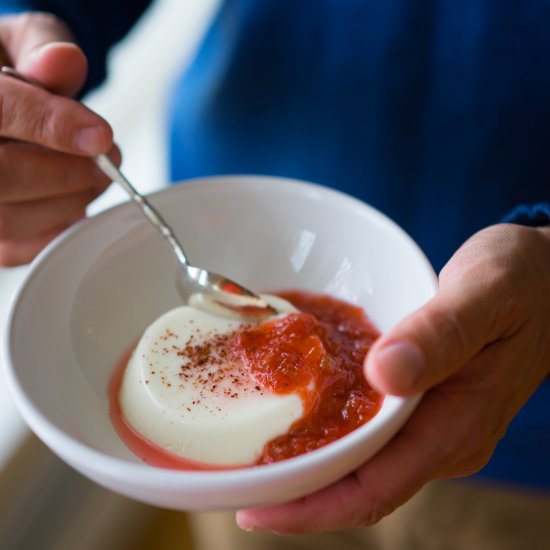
[2,13,87,96]
[364,280,501,396]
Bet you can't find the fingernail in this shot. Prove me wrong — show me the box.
[75,126,106,154]
[374,341,424,393]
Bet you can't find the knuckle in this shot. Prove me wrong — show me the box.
[0,79,59,146]
[419,306,469,364]
[32,102,58,142]
[16,11,68,36]
[449,447,495,478]
[437,407,504,478]
[356,496,396,527]
[474,413,507,454]
[352,471,398,527]
[31,102,74,150]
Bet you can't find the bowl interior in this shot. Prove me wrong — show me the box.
[6,176,437,468]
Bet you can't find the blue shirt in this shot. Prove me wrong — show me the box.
[2,0,549,488]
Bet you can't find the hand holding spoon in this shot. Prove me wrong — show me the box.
[1,66,277,321]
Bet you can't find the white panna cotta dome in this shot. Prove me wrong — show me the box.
[119,295,304,466]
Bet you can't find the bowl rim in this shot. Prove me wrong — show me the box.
[2,174,437,487]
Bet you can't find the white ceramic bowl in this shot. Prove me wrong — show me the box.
[3,175,437,511]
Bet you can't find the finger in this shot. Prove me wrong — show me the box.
[0,142,120,202]
[0,188,101,239]
[237,395,452,534]
[0,76,112,155]
[237,364,505,536]
[17,41,87,97]
[364,278,507,396]
[237,474,369,535]
[1,12,85,96]
[0,224,70,266]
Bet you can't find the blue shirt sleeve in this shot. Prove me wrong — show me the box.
[0,0,153,91]
[502,203,550,227]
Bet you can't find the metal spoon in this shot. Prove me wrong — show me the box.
[1,66,277,321]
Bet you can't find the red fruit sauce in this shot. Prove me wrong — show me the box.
[108,290,383,470]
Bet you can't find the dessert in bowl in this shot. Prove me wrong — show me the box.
[3,175,438,510]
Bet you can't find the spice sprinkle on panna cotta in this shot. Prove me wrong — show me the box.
[110,292,383,470]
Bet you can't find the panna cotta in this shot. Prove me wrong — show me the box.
[119,295,303,466]
[112,290,384,470]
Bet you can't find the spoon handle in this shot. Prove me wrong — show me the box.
[94,154,189,267]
